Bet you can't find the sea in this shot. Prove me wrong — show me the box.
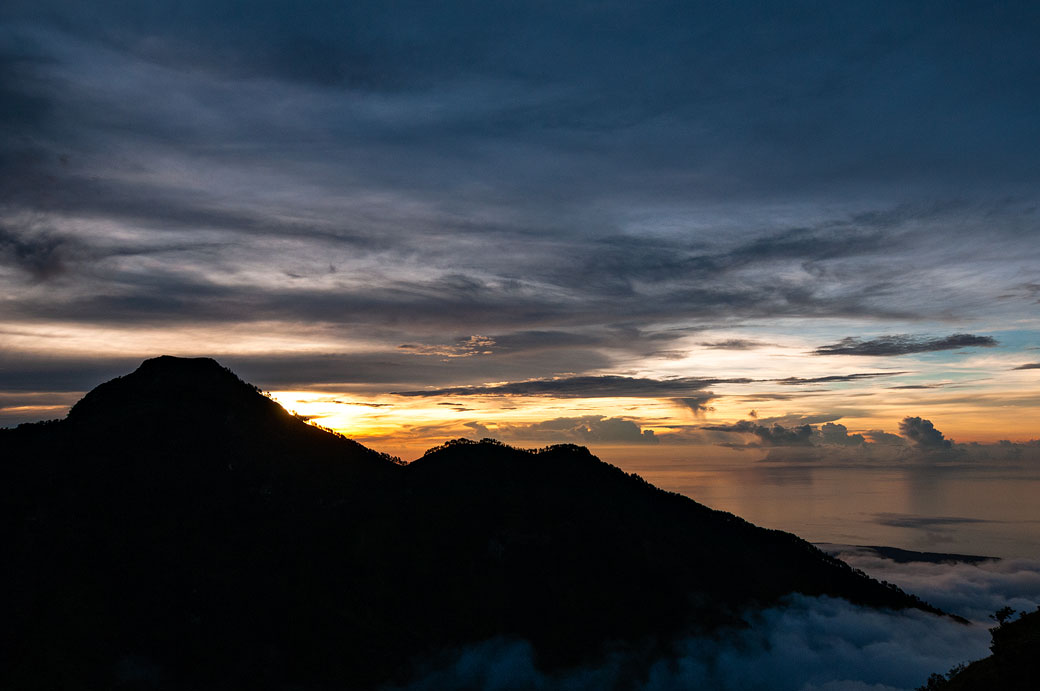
[599,447,1040,560]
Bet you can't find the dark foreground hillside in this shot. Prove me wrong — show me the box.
[2,356,944,690]
[920,607,1040,691]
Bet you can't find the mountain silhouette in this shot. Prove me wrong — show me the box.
[2,356,945,690]
[918,607,1040,690]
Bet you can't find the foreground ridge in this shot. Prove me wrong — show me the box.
[2,356,946,690]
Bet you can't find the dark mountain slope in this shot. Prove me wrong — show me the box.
[2,357,944,690]
[920,608,1040,690]
[396,439,941,670]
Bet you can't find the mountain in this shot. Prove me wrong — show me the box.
[919,608,1040,691]
[2,356,944,690]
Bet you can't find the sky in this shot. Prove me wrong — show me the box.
[2,1,1039,459]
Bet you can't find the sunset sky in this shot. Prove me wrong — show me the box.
[2,1,1039,459]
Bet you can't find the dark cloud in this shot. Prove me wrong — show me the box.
[899,416,953,449]
[1013,362,1040,370]
[1,1,1039,426]
[774,372,908,385]
[814,334,998,356]
[675,394,715,416]
[889,383,947,389]
[395,372,903,398]
[0,225,70,281]
[697,339,765,350]
[392,375,739,399]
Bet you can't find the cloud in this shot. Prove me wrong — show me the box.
[899,416,953,450]
[0,224,71,281]
[700,415,1016,462]
[888,384,947,390]
[813,334,998,357]
[388,595,989,691]
[865,429,908,446]
[705,418,878,450]
[462,421,491,438]
[1012,362,1040,370]
[2,2,1040,434]
[703,421,815,447]
[392,375,736,398]
[490,415,659,445]
[394,371,902,399]
[398,335,497,358]
[818,422,866,446]
[675,393,715,416]
[829,549,1040,622]
[698,338,766,350]
[774,372,908,385]
[389,554,1040,691]
[755,414,846,426]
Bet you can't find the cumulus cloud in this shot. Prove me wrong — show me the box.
[705,419,874,450]
[818,422,866,446]
[701,415,1032,463]
[708,414,963,454]
[899,416,952,450]
[813,334,997,357]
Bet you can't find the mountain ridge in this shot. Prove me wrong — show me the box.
[2,356,949,690]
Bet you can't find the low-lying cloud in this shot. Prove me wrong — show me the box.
[832,549,1040,622]
[386,556,1040,690]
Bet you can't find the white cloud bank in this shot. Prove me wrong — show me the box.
[385,556,1040,691]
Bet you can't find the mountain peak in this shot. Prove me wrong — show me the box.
[137,354,227,374]
[63,356,274,440]
[131,355,253,390]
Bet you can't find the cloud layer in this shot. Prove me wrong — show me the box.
[387,555,1040,691]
